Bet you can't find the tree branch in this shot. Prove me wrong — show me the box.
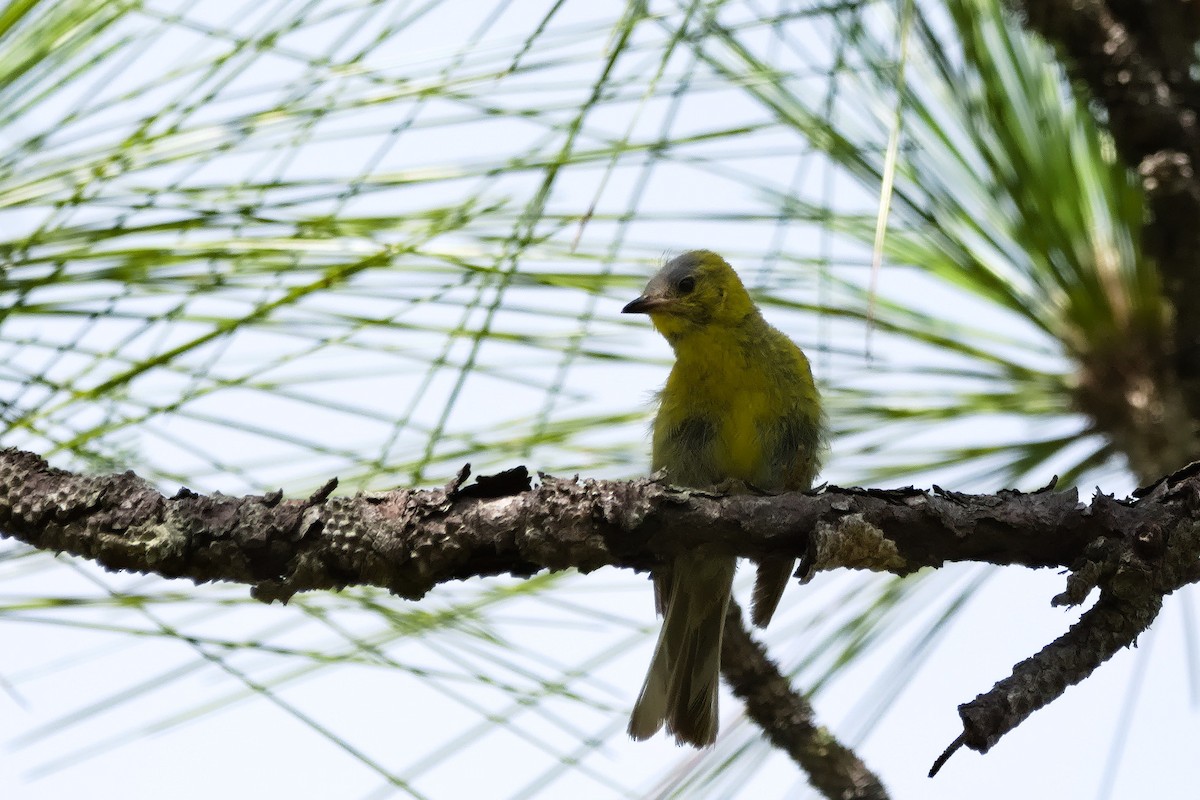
[722,600,889,800]
[0,450,1105,600]
[4,447,1200,773]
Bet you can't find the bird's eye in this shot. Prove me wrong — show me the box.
[677,276,695,294]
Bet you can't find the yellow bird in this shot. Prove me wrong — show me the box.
[622,250,824,747]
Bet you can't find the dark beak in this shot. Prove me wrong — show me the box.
[622,295,671,314]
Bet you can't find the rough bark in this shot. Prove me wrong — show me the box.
[0,449,1121,602]
[722,600,890,800]
[5,447,1200,773]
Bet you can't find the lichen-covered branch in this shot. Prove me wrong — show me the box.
[931,467,1200,774]
[0,450,1114,600]
[4,447,1200,770]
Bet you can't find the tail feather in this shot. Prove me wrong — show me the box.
[750,558,795,628]
[628,624,670,740]
[629,554,734,747]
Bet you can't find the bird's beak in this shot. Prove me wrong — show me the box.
[622,294,672,314]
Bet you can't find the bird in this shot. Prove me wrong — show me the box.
[621,250,824,747]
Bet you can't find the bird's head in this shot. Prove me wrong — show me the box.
[622,250,756,343]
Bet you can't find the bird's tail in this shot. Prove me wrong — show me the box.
[628,553,735,747]
[750,558,795,628]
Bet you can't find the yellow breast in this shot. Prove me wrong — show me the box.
[655,326,777,484]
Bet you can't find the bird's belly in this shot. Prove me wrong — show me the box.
[656,358,792,488]
[713,397,770,483]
